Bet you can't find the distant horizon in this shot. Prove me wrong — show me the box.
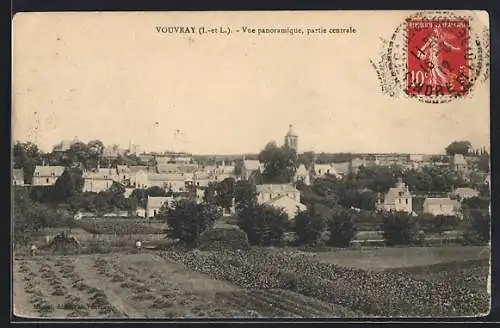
[14,137,490,157]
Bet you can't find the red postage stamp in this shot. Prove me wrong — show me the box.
[406,18,470,97]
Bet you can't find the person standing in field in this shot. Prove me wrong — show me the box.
[135,240,142,254]
[30,244,38,257]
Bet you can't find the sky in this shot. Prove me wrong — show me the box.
[12,11,490,155]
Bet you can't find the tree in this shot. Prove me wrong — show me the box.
[13,141,41,184]
[87,139,105,168]
[203,182,217,205]
[67,142,92,169]
[445,141,472,155]
[477,154,490,173]
[293,206,326,245]
[325,207,358,247]
[107,182,127,210]
[298,151,315,169]
[13,187,42,245]
[428,215,460,246]
[234,180,257,211]
[462,210,490,246]
[215,178,235,210]
[237,203,288,246]
[49,167,83,202]
[355,165,401,194]
[380,212,421,246]
[259,142,298,184]
[161,199,220,248]
[234,160,244,176]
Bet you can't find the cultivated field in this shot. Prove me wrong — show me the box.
[13,252,359,319]
[13,246,490,319]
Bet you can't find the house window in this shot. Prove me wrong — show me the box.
[51,172,55,176]
[399,192,404,196]
[398,199,401,204]
[405,199,408,204]
[46,178,49,183]
[197,182,200,186]
[153,210,157,216]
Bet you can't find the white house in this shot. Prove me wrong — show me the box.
[256,184,301,204]
[423,197,461,217]
[376,178,413,213]
[82,170,115,193]
[148,173,192,192]
[12,169,24,186]
[146,196,175,218]
[135,207,146,218]
[130,169,150,189]
[293,164,311,185]
[450,187,480,200]
[313,163,342,179]
[264,195,307,219]
[241,160,262,180]
[32,165,66,186]
[453,154,468,176]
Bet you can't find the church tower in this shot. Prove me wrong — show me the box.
[284,124,298,152]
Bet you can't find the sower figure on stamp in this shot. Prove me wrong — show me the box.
[416,27,461,86]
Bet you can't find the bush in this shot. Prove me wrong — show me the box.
[199,227,250,251]
[462,210,490,246]
[163,199,220,248]
[293,206,326,246]
[380,212,421,246]
[325,208,358,247]
[236,203,288,246]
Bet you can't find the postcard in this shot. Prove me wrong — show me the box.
[12,10,490,319]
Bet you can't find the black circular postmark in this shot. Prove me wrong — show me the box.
[371,11,489,104]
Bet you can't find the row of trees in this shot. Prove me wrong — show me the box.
[157,193,489,249]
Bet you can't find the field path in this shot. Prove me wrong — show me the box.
[72,256,144,318]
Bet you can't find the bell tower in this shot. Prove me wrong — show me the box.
[284,124,298,152]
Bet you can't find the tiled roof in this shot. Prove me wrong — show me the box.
[244,160,261,171]
[33,165,66,177]
[156,163,198,173]
[129,165,149,173]
[256,184,298,194]
[295,164,308,175]
[313,164,338,176]
[453,187,478,194]
[82,170,115,180]
[423,197,460,207]
[332,162,350,174]
[148,173,186,181]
